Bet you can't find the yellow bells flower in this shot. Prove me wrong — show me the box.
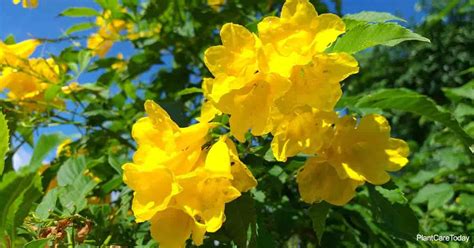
[12,0,38,8]
[257,0,345,77]
[150,208,207,248]
[131,101,210,175]
[204,23,259,77]
[296,157,364,205]
[0,39,41,67]
[0,58,63,111]
[87,11,126,58]
[324,114,410,185]
[207,73,291,142]
[123,163,181,222]
[275,53,359,114]
[87,32,114,58]
[224,138,257,192]
[61,82,82,94]
[271,107,337,162]
[175,171,241,234]
[196,100,222,123]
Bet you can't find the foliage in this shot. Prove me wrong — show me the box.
[0,0,472,247]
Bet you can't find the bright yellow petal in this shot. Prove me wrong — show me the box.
[224,137,257,192]
[204,23,258,77]
[276,53,358,114]
[150,208,193,248]
[271,108,337,161]
[296,157,363,206]
[123,163,181,222]
[205,139,232,178]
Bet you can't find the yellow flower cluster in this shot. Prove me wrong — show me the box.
[87,10,127,58]
[203,0,409,205]
[0,39,63,111]
[13,0,38,8]
[123,100,257,248]
[87,10,161,58]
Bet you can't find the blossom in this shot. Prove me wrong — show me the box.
[296,114,410,205]
[0,55,63,111]
[87,10,126,57]
[123,101,257,247]
[12,0,38,8]
[202,0,356,142]
[0,39,41,67]
[257,0,346,77]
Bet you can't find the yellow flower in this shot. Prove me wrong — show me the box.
[87,11,126,58]
[61,82,82,94]
[257,0,346,77]
[295,114,409,205]
[205,73,291,142]
[324,114,410,185]
[0,39,41,67]
[275,53,359,114]
[204,23,259,77]
[208,0,226,11]
[123,101,257,247]
[0,57,63,111]
[111,53,127,71]
[271,107,337,162]
[12,0,38,8]
[297,157,364,206]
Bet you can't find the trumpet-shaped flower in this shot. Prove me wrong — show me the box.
[296,114,409,205]
[123,101,257,247]
[257,0,346,77]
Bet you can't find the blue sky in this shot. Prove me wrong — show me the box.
[0,0,426,168]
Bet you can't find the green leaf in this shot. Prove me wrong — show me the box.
[108,154,123,175]
[0,171,42,240]
[43,84,62,102]
[308,202,330,244]
[412,183,454,210]
[176,87,202,97]
[375,186,408,205]
[23,238,52,248]
[224,194,257,248]
[35,188,59,220]
[57,156,87,186]
[28,133,67,173]
[356,88,474,152]
[60,7,100,17]
[344,11,406,23]
[10,174,42,237]
[442,80,474,102]
[457,193,474,209]
[0,112,9,175]
[368,185,419,241]
[65,22,95,35]
[343,11,406,30]
[329,22,430,54]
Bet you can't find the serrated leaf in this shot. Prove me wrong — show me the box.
[329,22,430,54]
[368,185,419,241]
[35,188,59,220]
[65,22,95,35]
[356,88,474,152]
[344,11,406,23]
[412,183,454,210]
[375,186,408,205]
[0,171,42,240]
[57,156,87,186]
[308,202,330,244]
[28,133,67,173]
[60,7,100,17]
[0,112,9,175]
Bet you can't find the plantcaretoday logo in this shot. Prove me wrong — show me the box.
[416,234,471,243]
